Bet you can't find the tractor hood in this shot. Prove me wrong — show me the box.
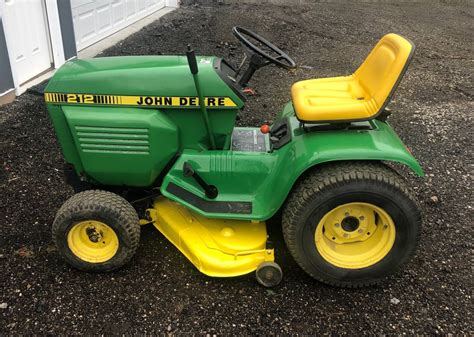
[45,56,244,109]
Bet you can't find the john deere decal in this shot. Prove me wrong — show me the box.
[44,93,237,108]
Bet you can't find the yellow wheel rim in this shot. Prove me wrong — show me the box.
[67,220,119,263]
[315,202,396,269]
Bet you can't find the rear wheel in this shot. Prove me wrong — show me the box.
[52,190,140,272]
[282,162,421,287]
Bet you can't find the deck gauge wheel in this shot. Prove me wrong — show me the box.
[256,261,283,287]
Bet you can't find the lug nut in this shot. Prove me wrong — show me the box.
[345,212,350,217]
[358,229,363,233]
[335,223,340,227]
[359,216,365,221]
[343,233,349,238]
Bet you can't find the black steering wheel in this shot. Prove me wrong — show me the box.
[232,26,296,70]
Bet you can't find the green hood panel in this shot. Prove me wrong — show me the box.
[46,56,244,109]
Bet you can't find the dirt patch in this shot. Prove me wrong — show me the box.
[1,2,472,334]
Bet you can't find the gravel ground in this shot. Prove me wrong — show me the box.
[1,2,472,334]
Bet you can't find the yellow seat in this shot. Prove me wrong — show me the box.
[291,33,415,123]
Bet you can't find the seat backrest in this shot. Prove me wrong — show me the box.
[355,33,415,112]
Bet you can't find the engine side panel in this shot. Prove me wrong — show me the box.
[62,106,179,186]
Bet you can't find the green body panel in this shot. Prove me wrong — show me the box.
[63,106,179,186]
[46,56,243,105]
[45,56,244,152]
[161,116,424,221]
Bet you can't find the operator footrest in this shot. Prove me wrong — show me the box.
[145,197,274,277]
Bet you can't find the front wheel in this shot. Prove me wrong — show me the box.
[282,162,421,287]
[52,190,140,272]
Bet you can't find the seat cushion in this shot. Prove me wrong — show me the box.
[291,75,378,122]
[291,33,414,123]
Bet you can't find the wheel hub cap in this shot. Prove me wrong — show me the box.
[341,216,359,232]
[315,202,396,269]
[67,220,119,263]
[85,226,103,243]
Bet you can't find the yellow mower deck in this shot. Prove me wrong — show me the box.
[144,197,274,277]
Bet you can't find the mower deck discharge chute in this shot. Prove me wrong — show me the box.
[45,27,422,287]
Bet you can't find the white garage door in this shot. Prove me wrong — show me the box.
[2,0,52,84]
[72,0,166,51]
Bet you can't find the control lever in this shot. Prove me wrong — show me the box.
[183,162,218,199]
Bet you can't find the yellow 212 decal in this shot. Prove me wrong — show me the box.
[44,93,237,107]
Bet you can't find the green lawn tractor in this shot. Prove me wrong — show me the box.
[44,27,422,287]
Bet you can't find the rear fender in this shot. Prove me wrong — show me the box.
[291,120,424,177]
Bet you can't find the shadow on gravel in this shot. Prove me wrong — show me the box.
[0,2,472,334]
